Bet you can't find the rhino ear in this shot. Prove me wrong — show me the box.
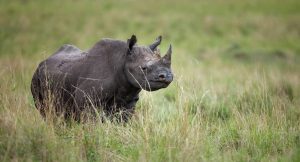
[127,35,137,51]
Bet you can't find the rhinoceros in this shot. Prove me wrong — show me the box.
[31,35,173,121]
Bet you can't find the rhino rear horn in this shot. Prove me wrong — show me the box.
[149,35,162,51]
[163,44,172,61]
[128,35,137,51]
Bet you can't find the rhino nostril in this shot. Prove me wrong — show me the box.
[158,74,166,80]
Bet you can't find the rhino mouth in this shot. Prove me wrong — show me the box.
[141,80,171,91]
[150,80,170,85]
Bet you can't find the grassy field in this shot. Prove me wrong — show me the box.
[1,0,300,161]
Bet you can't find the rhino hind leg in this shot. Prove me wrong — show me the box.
[31,68,72,120]
[31,71,47,118]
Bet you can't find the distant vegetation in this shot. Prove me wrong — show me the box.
[0,0,299,161]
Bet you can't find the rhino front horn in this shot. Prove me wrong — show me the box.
[149,35,162,51]
[163,44,172,61]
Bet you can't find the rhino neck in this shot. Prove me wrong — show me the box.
[115,68,141,97]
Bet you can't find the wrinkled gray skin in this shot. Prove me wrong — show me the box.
[31,35,173,121]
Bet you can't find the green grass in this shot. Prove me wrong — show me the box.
[0,0,300,161]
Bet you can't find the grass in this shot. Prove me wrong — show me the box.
[0,0,300,161]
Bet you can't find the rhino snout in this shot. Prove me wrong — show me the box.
[156,71,173,84]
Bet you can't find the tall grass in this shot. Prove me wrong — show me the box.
[0,0,300,161]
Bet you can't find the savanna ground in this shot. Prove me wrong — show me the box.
[0,0,300,161]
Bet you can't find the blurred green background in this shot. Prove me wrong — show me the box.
[0,0,300,161]
[1,0,300,58]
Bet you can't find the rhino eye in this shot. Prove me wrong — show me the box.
[140,65,147,71]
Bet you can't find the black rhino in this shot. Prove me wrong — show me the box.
[31,35,173,121]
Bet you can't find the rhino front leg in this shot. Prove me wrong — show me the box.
[119,95,139,122]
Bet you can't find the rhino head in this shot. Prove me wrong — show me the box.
[125,35,173,91]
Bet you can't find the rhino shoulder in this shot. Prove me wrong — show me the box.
[93,38,127,48]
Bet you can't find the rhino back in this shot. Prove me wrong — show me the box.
[32,45,87,96]
[45,44,87,73]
